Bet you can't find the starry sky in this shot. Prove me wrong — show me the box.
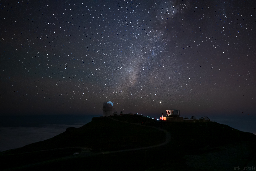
[1,0,256,117]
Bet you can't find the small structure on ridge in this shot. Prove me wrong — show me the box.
[160,109,183,122]
[160,109,210,122]
[103,101,114,116]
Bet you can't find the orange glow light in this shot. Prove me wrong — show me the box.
[160,117,166,120]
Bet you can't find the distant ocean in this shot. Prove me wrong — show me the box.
[0,114,255,152]
[0,115,99,152]
[209,115,256,135]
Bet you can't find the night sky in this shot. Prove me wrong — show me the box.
[1,0,256,117]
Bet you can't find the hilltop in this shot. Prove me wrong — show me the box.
[1,114,256,171]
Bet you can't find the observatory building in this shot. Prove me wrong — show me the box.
[103,101,114,116]
[160,109,182,121]
[160,109,210,122]
[166,109,180,116]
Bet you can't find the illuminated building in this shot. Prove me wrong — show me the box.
[159,110,210,122]
[160,109,183,122]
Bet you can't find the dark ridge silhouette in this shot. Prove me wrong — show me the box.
[1,114,256,171]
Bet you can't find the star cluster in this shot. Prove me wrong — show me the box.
[0,0,256,116]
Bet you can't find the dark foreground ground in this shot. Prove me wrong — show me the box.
[1,115,256,171]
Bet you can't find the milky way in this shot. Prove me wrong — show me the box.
[1,0,256,116]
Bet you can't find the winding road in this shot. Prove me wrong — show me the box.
[5,117,171,171]
[95,117,171,154]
